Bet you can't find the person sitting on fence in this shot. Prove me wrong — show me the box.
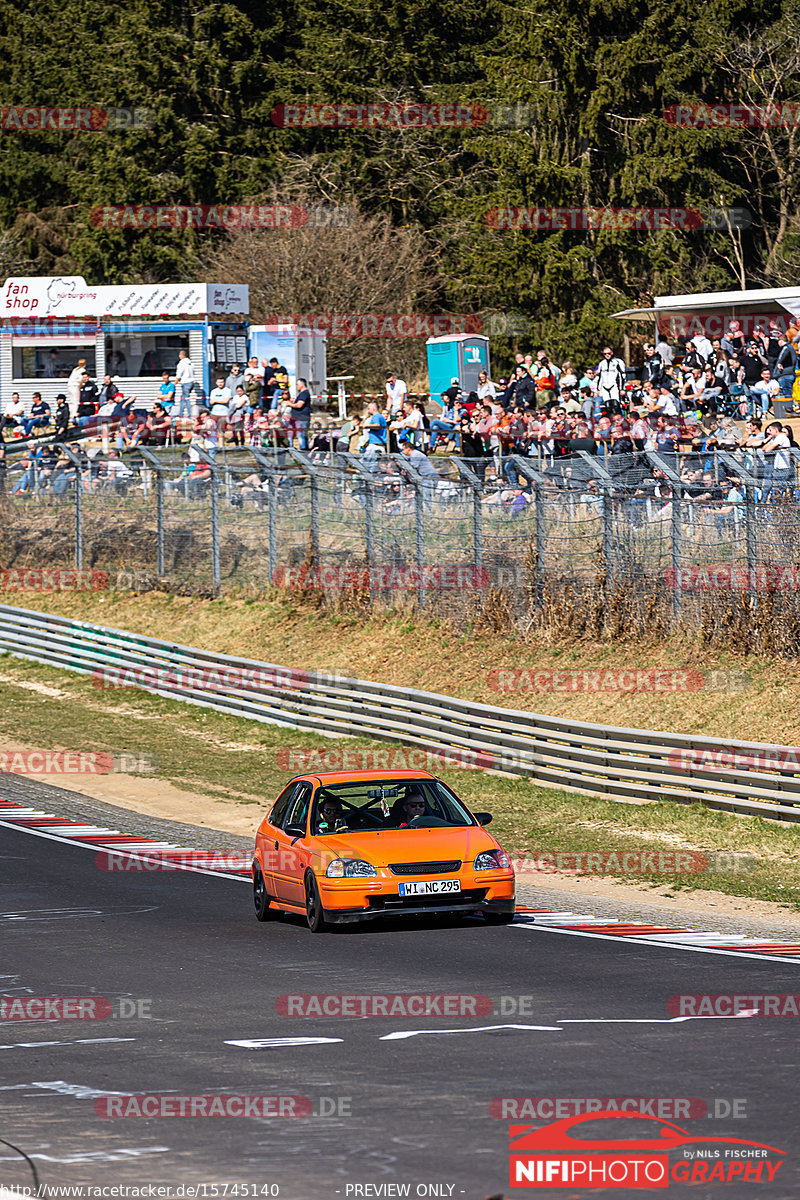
[248,414,272,448]
[9,448,43,494]
[22,394,51,438]
[119,410,150,451]
[3,392,25,431]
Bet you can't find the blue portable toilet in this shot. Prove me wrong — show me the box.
[426,334,490,398]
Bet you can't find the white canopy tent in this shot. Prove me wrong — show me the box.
[614,285,800,341]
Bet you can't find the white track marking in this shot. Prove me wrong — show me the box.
[225,1036,344,1048]
[379,1024,562,1041]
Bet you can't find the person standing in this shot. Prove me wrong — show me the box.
[288,378,311,449]
[67,358,87,418]
[596,347,627,413]
[174,349,195,419]
[385,372,407,417]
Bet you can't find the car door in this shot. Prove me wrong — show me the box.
[260,782,301,895]
[272,782,313,907]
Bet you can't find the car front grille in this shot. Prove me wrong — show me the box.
[369,889,486,911]
[388,860,462,875]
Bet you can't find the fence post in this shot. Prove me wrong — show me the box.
[511,456,548,601]
[391,453,427,608]
[193,447,221,594]
[58,444,83,569]
[576,450,614,589]
[343,452,377,600]
[644,450,684,614]
[286,448,320,564]
[718,450,760,605]
[249,447,283,586]
[451,457,484,579]
[138,448,166,577]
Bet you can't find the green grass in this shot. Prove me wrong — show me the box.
[0,652,799,909]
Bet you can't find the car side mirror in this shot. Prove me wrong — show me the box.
[284,824,305,840]
[473,812,493,825]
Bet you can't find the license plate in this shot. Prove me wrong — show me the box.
[398,880,461,896]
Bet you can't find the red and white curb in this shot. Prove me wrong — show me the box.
[0,798,250,880]
[514,906,800,964]
[2,798,800,961]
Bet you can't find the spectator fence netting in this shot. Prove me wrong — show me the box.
[0,445,797,624]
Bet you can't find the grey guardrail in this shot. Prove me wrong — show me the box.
[0,602,797,822]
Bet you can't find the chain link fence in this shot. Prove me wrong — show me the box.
[1,444,798,626]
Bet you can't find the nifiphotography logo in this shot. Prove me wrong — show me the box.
[508,1111,785,1188]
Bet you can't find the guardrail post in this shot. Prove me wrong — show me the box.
[576,451,614,590]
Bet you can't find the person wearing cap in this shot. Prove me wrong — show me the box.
[53,394,70,440]
[441,377,460,406]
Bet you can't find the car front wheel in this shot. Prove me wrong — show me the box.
[305,874,328,933]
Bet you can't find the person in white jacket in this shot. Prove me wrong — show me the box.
[67,359,87,418]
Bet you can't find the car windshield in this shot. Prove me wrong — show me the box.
[311,778,475,835]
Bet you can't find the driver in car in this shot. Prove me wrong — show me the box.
[394,792,427,827]
[316,798,348,834]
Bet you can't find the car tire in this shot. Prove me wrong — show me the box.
[253,863,275,922]
[484,911,515,925]
[305,873,327,933]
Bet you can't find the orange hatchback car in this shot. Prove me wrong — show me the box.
[252,770,515,931]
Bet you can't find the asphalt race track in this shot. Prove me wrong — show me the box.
[2,805,799,1199]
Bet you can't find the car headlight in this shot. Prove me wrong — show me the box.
[326,858,378,878]
[473,849,511,871]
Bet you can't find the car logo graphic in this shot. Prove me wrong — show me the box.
[509,1111,785,1188]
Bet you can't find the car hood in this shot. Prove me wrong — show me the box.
[315,825,501,868]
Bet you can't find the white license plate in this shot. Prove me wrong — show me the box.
[398,879,461,896]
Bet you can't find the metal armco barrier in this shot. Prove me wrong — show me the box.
[0,602,797,822]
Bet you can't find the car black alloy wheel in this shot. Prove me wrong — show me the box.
[305,873,327,933]
[253,863,273,921]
